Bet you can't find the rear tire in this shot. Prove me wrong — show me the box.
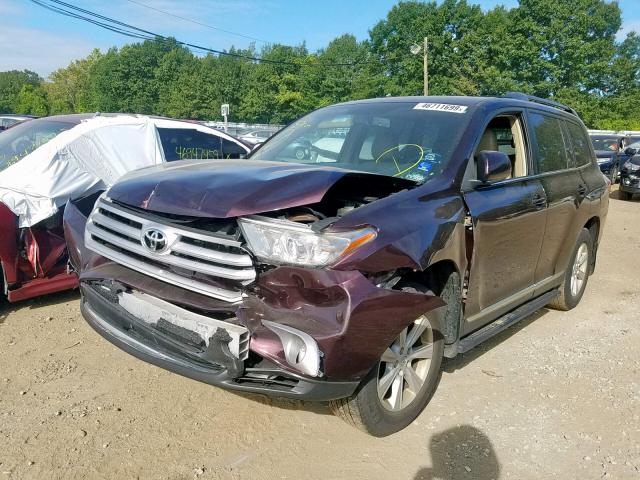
[330,285,445,436]
[548,228,592,311]
[294,147,306,160]
[619,190,632,201]
[0,264,7,307]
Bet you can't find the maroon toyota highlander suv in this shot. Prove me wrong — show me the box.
[65,94,609,436]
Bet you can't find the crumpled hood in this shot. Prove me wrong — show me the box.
[107,159,381,218]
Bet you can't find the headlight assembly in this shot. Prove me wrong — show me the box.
[238,216,376,267]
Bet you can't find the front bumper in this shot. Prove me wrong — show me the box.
[80,282,358,401]
[597,160,615,176]
[620,174,640,193]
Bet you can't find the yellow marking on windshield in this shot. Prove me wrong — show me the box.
[375,144,425,177]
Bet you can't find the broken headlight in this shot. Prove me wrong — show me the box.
[238,216,376,267]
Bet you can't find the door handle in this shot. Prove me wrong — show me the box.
[531,193,546,210]
[577,184,587,196]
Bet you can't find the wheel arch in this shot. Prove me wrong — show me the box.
[399,259,463,345]
[583,216,601,274]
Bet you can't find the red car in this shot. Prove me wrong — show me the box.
[0,114,250,303]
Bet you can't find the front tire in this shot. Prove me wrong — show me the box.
[610,166,618,184]
[548,228,592,311]
[330,310,444,436]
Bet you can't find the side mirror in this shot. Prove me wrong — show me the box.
[624,147,637,156]
[476,150,512,184]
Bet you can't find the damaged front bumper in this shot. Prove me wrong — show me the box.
[66,199,444,401]
[80,281,358,400]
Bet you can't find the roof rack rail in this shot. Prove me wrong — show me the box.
[504,92,577,116]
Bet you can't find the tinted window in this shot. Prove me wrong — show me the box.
[220,138,247,159]
[590,136,620,151]
[158,128,223,161]
[251,102,472,183]
[567,122,594,167]
[0,119,76,172]
[529,112,569,173]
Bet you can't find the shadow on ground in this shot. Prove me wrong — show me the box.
[414,425,500,480]
[444,309,549,372]
[0,289,80,324]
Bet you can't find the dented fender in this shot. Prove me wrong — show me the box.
[244,267,445,381]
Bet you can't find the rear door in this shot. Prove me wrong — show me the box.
[527,111,587,288]
[462,110,548,335]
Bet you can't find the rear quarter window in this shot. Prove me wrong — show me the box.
[566,121,594,167]
[529,112,570,173]
[157,128,222,161]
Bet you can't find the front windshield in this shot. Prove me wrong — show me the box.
[0,119,75,172]
[590,136,619,151]
[251,102,471,183]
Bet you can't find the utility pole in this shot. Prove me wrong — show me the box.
[423,36,429,96]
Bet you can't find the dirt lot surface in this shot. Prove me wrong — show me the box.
[0,190,639,480]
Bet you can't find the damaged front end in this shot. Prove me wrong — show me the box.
[65,166,448,401]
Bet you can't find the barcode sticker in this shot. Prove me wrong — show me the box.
[413,103,468,113]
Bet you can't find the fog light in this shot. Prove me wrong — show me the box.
[262,320,321,377]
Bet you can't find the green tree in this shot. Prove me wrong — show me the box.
[15,84,49,116]
[0,70,42,113]
[47,49,103,114]
[90,37,186,113]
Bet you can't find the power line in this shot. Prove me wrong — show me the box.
[123,0,272,45]
[31,0,378,68]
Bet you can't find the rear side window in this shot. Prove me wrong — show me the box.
[220,138,247,159]
[157,128,222,161]
[565,121,594,167]
[529,112,570,173]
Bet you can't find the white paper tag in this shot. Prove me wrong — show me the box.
[413,102,468,113]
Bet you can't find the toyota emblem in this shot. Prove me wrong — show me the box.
[142,228,168,253]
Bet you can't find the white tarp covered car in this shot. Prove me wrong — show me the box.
[0,113,250,303]
[0,114,250,227]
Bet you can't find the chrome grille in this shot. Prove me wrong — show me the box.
[85,197,255,303]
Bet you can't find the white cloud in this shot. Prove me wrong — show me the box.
[0,25,97,77]
[0,0,21,15]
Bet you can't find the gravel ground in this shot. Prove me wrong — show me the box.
[0,190,638,480]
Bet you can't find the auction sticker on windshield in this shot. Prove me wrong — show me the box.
[413,103,468,113]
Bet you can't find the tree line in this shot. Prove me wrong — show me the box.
[1,0,639,129]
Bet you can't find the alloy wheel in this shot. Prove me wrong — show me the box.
[377,316,434,412]
[570,243,589,297]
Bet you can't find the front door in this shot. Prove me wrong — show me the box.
[462,112,548,335]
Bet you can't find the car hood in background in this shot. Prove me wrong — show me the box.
[595,150,616,159]
[107,160,414,218]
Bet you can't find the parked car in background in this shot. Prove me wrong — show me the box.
[0,114,249,303]
[619,143,640,200]
[68,93,608,436]
[0,114,38,131]
[239,129,275,145]
[588,130,623,182]
[619,131,640,147]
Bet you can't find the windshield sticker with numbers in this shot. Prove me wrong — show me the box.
[413,103,468,113]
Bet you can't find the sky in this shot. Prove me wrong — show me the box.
[1,0,639,77]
